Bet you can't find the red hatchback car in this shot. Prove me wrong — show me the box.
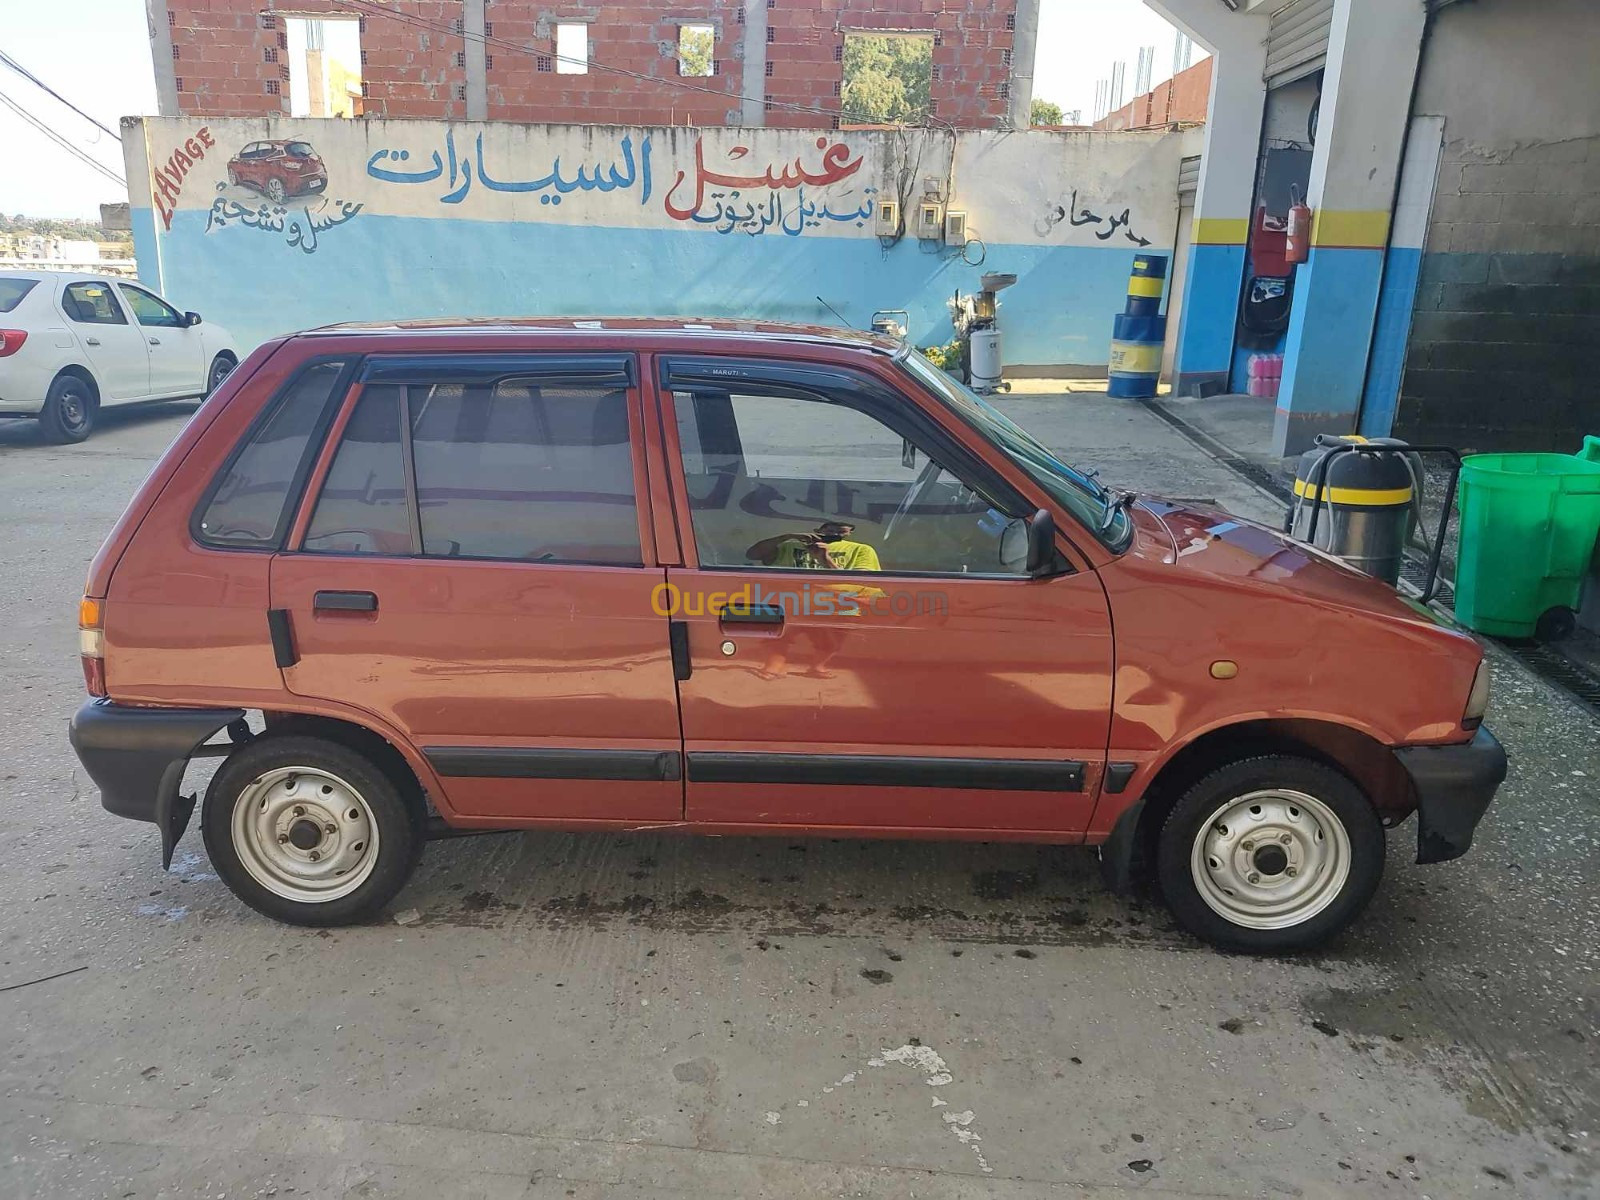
[69,321,1506,951]
[226,139,329,204]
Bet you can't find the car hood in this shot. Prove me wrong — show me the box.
[1124,497,1451,631]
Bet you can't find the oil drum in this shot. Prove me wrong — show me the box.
[1289,435,1416,585]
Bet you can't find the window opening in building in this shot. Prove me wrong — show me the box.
[285,17,363,117]
[678,24,714,77]
[556,23,589,75]
[840,32,933,125]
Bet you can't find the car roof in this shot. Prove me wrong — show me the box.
[298,316,902,354]
[0,270,113,285]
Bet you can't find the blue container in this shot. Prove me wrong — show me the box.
[1108,312,1166,398]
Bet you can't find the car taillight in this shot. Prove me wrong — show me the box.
[79,596,106,697]
[0,329,27,357]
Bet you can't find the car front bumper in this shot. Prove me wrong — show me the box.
[69,699,245,867]
[1396,727,1508,864]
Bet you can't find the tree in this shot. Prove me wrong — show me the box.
[678,26,714,78]
[841,34,932,124]
[1031,98,1064,126]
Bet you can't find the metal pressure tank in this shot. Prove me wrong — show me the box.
[1289,435,1417,585]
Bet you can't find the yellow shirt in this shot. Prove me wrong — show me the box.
[771,537,881,572]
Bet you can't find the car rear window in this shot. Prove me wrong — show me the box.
[0,278,38,313]
[302,375,641,564]
[194,360,350,548]
[286,142,315,157]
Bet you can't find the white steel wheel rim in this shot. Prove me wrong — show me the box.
[231,766,380,903]
[1190,788,1351,931]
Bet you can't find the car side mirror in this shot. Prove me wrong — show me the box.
[1026,508,1058,577]
[184,311,202,327]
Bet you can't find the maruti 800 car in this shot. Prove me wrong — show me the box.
[68,320,1507,951]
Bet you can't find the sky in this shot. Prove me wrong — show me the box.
[0,0,1203,221]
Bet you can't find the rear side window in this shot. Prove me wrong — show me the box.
[63,281,126,324]
[195,360,349,548]
[302,374,641,565]
[0,278,38,312]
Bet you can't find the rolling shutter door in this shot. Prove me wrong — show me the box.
[1265,0,1334,88]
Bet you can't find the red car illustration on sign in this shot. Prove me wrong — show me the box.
[226,140,328,203]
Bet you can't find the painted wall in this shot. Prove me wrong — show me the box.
[1396,0,1600,451]
[123,117,1188,370]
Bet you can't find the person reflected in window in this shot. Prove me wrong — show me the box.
[746,521,881,572]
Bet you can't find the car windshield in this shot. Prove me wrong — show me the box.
[898,347,1132,551]
[0,278,39,313]
[286,142,316,157]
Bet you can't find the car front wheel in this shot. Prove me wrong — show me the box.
[1156,755,1385,953]
[206,353,235,396]
[202,735,425,926]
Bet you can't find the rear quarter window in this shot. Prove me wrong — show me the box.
[0,278,39,313]
[194,359,350,548]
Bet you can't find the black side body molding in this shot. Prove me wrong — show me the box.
[424,746,683,782]
[686,753,1085,792]
[69,700,246,868]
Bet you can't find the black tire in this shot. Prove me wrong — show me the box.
[202,734,425,926]
[206,353,236,396]
[1156,755,1385,953]
[38,373,97,443]
[1536,606,1577,643]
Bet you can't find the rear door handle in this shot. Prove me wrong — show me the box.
[85,337,101,346]
[313,590,378,612]
[148,337,161,345]
[718,604,786,626]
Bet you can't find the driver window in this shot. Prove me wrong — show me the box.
[673,385,1028,576]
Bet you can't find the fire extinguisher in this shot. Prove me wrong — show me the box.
[1286,185,1313,266]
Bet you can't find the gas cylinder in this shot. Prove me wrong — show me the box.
[1289,435,1416,585]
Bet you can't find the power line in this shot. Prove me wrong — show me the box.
[330,0,951,130]
[0,85,125,187]
[0,47,121,142]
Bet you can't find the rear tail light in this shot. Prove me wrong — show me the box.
[79,596,106,697]
[0,329,27,357]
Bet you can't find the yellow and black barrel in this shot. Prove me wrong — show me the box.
[1108,254,1168,398]
[1289,435,1416,585]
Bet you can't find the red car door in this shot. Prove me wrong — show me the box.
[651,354,1115,836]
[269,352,683,825]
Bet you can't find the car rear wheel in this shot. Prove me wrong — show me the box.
[202,735,425,926]
[265,176,288,203]
[38,374,97,443]
[1156,755,1385,953]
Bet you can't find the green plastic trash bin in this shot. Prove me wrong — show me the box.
[1454,436,1600,638]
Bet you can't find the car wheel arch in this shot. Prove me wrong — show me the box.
[54,363,100,402]
[1105,717,1411,892]
[256,711,436,819]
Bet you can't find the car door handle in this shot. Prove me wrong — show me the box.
[719,604,786,626]
[313,590,378,612]
[85,337,101,346]
[148,338,161,345]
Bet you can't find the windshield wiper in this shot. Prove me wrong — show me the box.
[1100,489,1137,533]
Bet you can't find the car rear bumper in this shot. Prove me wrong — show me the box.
[1396,727,1508,864]
[68,699,245,867]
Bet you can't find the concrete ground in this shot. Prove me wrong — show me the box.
[1,395,1597,1199]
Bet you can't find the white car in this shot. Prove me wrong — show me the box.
[0,271,239,443]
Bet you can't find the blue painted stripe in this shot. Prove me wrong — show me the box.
[1278,245,1385,420]
[1174,242,1245,379]
[1358,246,1424,438]
[142,209,1169,369]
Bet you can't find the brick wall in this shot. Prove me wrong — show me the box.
[485,1,742,125]
[763,0,1016,130]
[1093,57,1211,132]
[159,0,1019,128]
[168,1,469,119]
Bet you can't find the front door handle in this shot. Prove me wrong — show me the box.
[313,589,378,612]
[85,337,101,346]
[718,604,786,627]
